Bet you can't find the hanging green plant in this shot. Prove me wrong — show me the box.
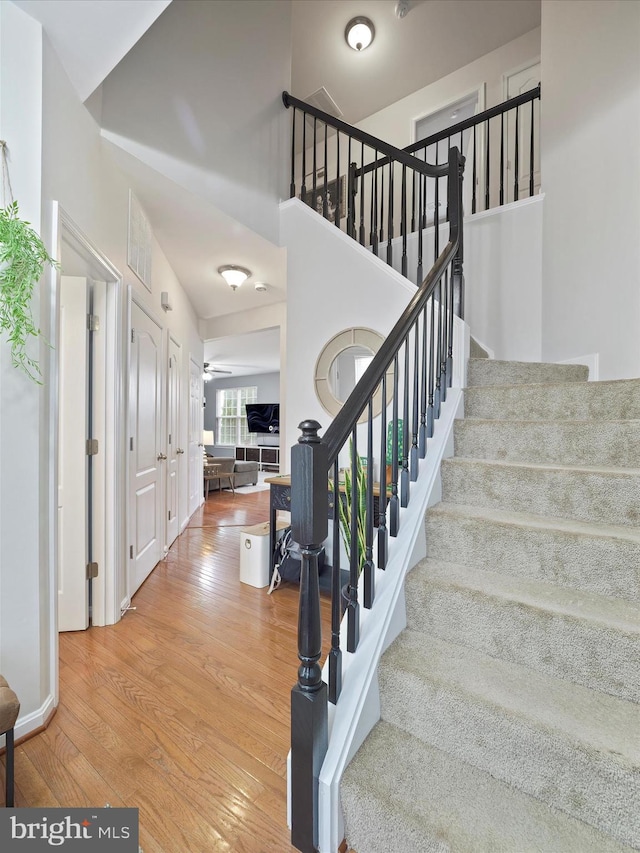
[0,143,58,383]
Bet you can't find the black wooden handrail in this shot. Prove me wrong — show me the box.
[282,91,448,179]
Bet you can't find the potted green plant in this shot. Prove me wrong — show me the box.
[334,441,367,574]
[0,199,58,382]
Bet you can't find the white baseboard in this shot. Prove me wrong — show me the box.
[4,693,57,746]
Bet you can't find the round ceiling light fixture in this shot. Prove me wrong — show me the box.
[254,281,268,292]
[345,16,375,52]
[218,265,251,291]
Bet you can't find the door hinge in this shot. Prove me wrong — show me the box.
[131,328,135,343]
[130,436,134,451]
[129,545,134,559]
[168,433,172,445]
[86,438,99,456]
[168,510,171,521]
[86,561,99,579]
[87,314,100,332]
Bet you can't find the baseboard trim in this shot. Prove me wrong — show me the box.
[1,693,58,750]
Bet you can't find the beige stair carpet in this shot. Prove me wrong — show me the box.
[341,358,640,853]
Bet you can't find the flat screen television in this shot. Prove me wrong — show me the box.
[245,403,279,435]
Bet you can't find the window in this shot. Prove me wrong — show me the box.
[216,386,258,447]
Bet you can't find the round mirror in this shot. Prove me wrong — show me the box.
[314,327,393,422]
[327,344,374,403]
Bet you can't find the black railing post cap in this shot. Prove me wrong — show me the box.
[282,91,290,108]
[297,419,322,444]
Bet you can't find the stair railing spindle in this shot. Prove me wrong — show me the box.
[329,457,342,705]
[389,354,400,537]
[378,372,388,569]
[363,400,375,609]
[347,426,360,652]
[400,336,410,508]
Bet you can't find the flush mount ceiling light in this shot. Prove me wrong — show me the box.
[254,281,268,292]
[345,16,375,51]
[218,264,251,290]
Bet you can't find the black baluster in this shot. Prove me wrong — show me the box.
[312,117,317,205]
[323,127,328,219]
[440,271,448,405]
[347,428,360,652]
[472,124,477,214]
[363,400,375,609]
[328,458,342,705]
[290,106,296,199]
[359,141,365,245]
[434,279,442,419]
[499,112,505,206]
[371,153,379,254]
[485,118,490,211]
[401,165,408,277]
[335,130,341,228]
[417,167,424,285]
[379,167,385,246]
[400,336,410,508]
[389,355,399,537]
[300,111,307,202]
[410,322,419,480]
[378,372,388,569]
[290,420,328,853]
[434,146,440,261]
[427,293,435,437]
[347,137,353,237]
[419,303,428,457]
[411,169,417,234]
[447,266,455,389]
[514,105,520,202]
[529,98,535,197]
[387,161,394,266]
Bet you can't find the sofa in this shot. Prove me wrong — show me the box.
[204,455,259,492]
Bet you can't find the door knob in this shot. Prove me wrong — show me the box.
[157,453,167,461]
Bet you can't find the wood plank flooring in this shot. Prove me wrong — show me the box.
[8,487,332,852]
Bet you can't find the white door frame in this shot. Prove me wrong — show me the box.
[47,204,126,695]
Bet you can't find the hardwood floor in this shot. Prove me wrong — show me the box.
[10,487,332,852]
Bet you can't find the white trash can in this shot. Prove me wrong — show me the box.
[239,520,288,588]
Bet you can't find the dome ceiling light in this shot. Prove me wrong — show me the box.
[345,17,375,52]
[218,265,251,290]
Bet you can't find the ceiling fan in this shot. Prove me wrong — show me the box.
[203,362,232,380]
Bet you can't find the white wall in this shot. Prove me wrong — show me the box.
[356,27,540,149]
[0,1,51,731]
[540,0,640,380]
[281,199,418,475]
[99,0,291,246]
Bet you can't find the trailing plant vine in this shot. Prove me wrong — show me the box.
[0,141,58,382]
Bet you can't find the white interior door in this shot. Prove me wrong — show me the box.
[505,62,541,200]
[129,301,163,596]
[58,275,89,632]
[188,357,203,516]
[166,337,181,548]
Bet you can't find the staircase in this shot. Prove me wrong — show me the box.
[341,359,640,852]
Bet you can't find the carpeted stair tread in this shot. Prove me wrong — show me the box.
[465,376,640,420]
[379,632,640,844]
[341,721,634,853]
[382,630,639,760]
[405,560,640,701]
[467,358,589,387]
[425,502,640,602]
[454,417,640,467]
[410,559,640,633]
[441,456,640,527]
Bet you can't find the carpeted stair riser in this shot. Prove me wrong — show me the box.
[405,560,640,703]
[426,504,640,603]
[441,457,640,528]
[378,631,640,846]
[465,377,640,420]
[340,722,634,853]
[454,418,640,467]
[467,358,589,387]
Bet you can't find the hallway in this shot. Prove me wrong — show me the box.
[11,489,330,852]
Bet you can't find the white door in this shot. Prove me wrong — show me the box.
[505,62,541,201]
[188,357,203,516]
[58,276,89,631]
[166,337,181,548]
[129,301,163,596]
